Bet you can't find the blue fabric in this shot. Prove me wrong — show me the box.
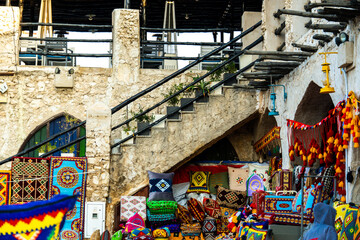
[305,184,318,214]
[293,190,302,213]
[148,171,175,201]
[303,203,337,240]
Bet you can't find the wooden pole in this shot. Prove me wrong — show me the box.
[19,0,24,33]
[5,0,10,6]
[313,34,333,43]
[273,9,339,21]
[305,21,347,32]
[292,43,318,52]
[244,50,312,56]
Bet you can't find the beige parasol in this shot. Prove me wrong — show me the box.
[37,0,53,39]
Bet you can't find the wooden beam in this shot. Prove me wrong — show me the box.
[292,43,318,52]
[244,50,312,56]
[313,34,333,43]
[277,42,285,52]
[242,74,284,79]
[318,8,360,17]
[255,61,300,67]
[254,66,296,71]
[274,21,285,35]
[273,9,340,21]
[258,55,306,62]
[0,71,15,76]
[304,2,360,12]
[305,21,347,33]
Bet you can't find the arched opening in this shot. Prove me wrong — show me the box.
[294,81,334,125]
[19,113,86,157]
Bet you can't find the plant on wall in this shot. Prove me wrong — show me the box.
[162,83,186,106]
[131,107,155,123]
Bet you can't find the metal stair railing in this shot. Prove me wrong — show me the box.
[0,20,262,164]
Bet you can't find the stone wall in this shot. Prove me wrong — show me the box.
[0,7,19,67]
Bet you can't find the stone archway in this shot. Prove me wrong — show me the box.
[294,81,334,125]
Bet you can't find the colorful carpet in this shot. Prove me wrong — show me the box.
[11,157,50,204]
[49,157,87,240]
[0,194,77,240]
[0,171,11,205]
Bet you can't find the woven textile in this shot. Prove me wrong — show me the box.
[176,204,192,224]
[147,200,177,214]
[148,171,175,201]
[134,236,154,240]
[354,206,360,240]
[202,217,217,233]
[151,224,181,233]
[203,232,216,240]
[246,173,264,197]
[187,171,211,193]
[252,190,269,216]
[264,196,294,214]
[0,194,76,239]
[153,228,171,238]
[203,198,221,218]
[304,184,323,216]
[338,204,358,240]
[220,207,236,220]
[111,230,123,240]
[147,210,177,222]
[120,196,146,221]
[187,198,206,222]
[260,213,311,226]
[228,167,249,191]
[131,228,151,238]
[248,164,270,191]
[246,227,269,240]
[210,172,229,195]
[49,157,87,239]
[150,220,179,229]
[216,185,247,209]
[291,190,301,213]
[0,171,11,205]
[180,223,201,236]
[11,157,49,204]
[321,166,335,196]
[216,218,229,235]
[125,213,145,233]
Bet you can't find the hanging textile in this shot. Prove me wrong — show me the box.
[0,171,11,205]
[253,127,280,154]
[48,157,87,240]
[10,157,50,204]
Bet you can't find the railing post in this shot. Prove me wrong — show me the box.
[86,102,111,202]
[111,9,140,85]
[0,7,20,68]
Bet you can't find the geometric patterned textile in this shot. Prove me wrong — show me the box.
[11,157,50,204]
[130,227,152,238]
[148,171,175,201]
[228,167,249,192]
[48,157,87,240]
[203,232,216,240]
[202,217,216,233]
[246,173,265,197]
[125,213,145,233]
[147,210,176,222]
[260,213,311,226]
[187,171,211,194]
[0,171,11,205]
[152,228,171,238]
[264,196,295,214]
[248,164,270,191]
[147,200,177,214]
[187,198,206,222]
[120,196,146,221]
[216,185,247,209]
[245,227,269,240]
[111,230,123,240]
[176,204,192,224]
[216,218,230,235]
[0,194,77,240]
[180,223,202,237]
[203,198,221,219]
[252,190,269,216]
[355,206,360,240]
[339,205,358,240]
[334,201,353,238]
[220,207,236,220]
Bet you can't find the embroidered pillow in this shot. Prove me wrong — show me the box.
[187,171,211,193]
[133,236,154,240]
[298,186,313,214]
[210,172,229,195]
[176,204,192,224]
[131,228,152,238]
[203,198,221,218]
[220,207,236,220]
[148,171,175,201]
[292,190,301,213]
[111,230,123,240]
[151,224,181,233]
[147,200,178,214]
[248,163,270,191]
[187,198,206,222]
[125,212,145,233]
[216,185,247,209]
[228,167,249,191]
[305,183,322,216]
[246,173,265,197]
[153,228,171,238]
[202,216,217,233]
[246,227,271,240]
[180,223,202,236]
[147,210,176,222]
[216,218,229,235]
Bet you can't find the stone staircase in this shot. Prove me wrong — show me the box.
[109,84,260,199]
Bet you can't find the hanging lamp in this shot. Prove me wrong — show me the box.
[319,52,337,94]
[268,84,287,116]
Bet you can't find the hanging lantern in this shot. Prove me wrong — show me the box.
[268,85,287,116]
[319,52,337,94]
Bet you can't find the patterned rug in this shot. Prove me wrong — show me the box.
[49,157,87,240]
[0,171,11,205]
[11,157,50,204]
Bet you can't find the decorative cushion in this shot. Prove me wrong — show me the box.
[299,186,314,214]
[0,194,76,239]
[147,210,177,222]
[153,228,171,238]
[156,224,181,233]
[334,201,359,239]
[304,183,323,216]
[101,230,111,240]
[291,190,301,213]
[216,185,247,209]
[120,196,147,221]
[210,172,229,195]
[228,167,249,191]
[176,204,192,224]
[150,220,179,230]
[148,171,175,201]
[252,190,270,215]
[203,198,221,218]
[187,171,211,193]
[133,236,154,240]
[180,223,201,236]
[246,227,270,240]
[264,196,295,214]
[246,173,265,197]
[203,232,216,240]
[338,205,358,240]
[111,230,123,240]
[354,205,360,240]
[125,213,145,233]
[248,163,270,191]
[187,198,206,222]
[131,228,152,238]
[216,219,229,235]
[147,200,178,214]
[202,216,217,233]
[220,207,236,220]
[238,221,268,237]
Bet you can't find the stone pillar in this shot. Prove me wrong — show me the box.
[261,0,285,51]
[86,102,111,202]
[0,7,20,68]
[240,11,262,69]
[111,9,140,84]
